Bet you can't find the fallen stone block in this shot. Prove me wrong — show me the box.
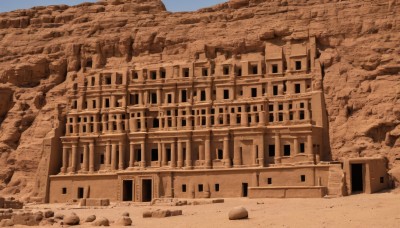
[85,198,110,207]
[12,212,41,226]
[212,199,224,204]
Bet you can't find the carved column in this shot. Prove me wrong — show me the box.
[105,141,111,170]
[252,144,258,166]
[82,144,88,172]
[186,139,192,169]
[118,142,124,170]
[274,133,282,164]
[140,111,146,132]
[233,140,241,167]
[62,146,68,173]
[162,143,167,166]
[71,144,78,173]
[111,143,117,171]
[140,142,146,168]
[171,140,176,168]
[241,105,248,127]
[89,141,95,173]
[293,137,299,157]
[223,136,231,168]
[259,135,265,167]
[307,134,314,162]
[204,138,211,169]
[158,142,162,167]
[129,143,135,167]
[177,141,183,168]
[199,144,205,161]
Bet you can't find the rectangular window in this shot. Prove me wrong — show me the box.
[150,71,157,80]
[223,90,229,99]
[133,72,138,79]
[167,94,172,103]
[269,105,274,111]
[151,149,158,161]
[215,184,220,192]
[202,68,208,77]
[267,178,272,185]
[77,187,84,199]
[136,149,142,161]
[217,149,223,160]
[100,154,105,164]
[269,113,274,122]
[268,145,275,157]
[80,153,84,163]
[105,98,110,108]
[301,175,306,182]
[289,113,294,120]
[181,90,187,102]
[272,64,278,73]
[223,66,229,75]
[278,113,283,122]
[295,61,302,70]
[251,88,257,97]
[273,86,278,96]
[116,74,123,85]
[91,77,95,86]
[284,145,291,156]
[252,65,258,74]
[200,90,206,101]
[92,100,96,109]
[295,84,301,94]
[183,68,190,78]
[182,184,187,192]
[198,184,203,192]
[299,111,305,120]
[278,104,283,111]
[105,76,112,85]
[151,93,157,104]
[62,188,67,194]
[237,67,242,76]
[300,143,305,153]
[161,69,166,79]
[181,119,186,127]
[380,177,384,183]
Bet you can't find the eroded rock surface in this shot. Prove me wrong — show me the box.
[0,0,399,199]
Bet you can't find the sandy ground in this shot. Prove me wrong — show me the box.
[25,192,400,228]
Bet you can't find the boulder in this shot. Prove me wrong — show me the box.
[93,217,109,226]
[115,216,132,226]
[54,213,64,220]
[85,215,96,222]
[44,210,54,218]
[64,213,80,226]
[228,206,248,220]
[142,210,152,218]
[0,219,14,227]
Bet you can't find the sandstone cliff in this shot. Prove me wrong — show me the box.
[0,0,399,199]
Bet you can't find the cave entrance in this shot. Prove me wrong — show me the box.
[351,164,364,193]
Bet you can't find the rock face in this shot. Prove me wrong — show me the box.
[0,0,399,199]
[228,206,248,220]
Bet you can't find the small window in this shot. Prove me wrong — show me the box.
[181,90,187,102]
[105,98,110,108]
[269,145,275,157]
[116,74,123,85]
[269,113,274,122]
[223,66,230,75]
[150,71,157,80]
[151,149,158,161]
[267,178,272,185]
[223,90,230,99]
[183,68,190,78]
[62,188,67,194]
[251,65,258,74]
[80,153,84,163]
[237,67,242,76]
[273,86,278,96]
[100,154,105,164]
[215,184,220,192]
[153,118,159,128]
[77,187,84,199]
[151,93,157,104]
[380,177,384,183]
[295,61,302,70]
[181,119,186,127]
[198,184,203,192]
[200,91,206,101]
[278,113,283,122]
[284,145,291,156]
[278,104,283,111]
[251,88,257,98]
[299,111,305,120]
[161,69,166,79]
[300,143,305,153]
[272,64,278,73]
[295,84,301,94]
[105,76,112,85]
[133,72,138,79]
[167,94,172,103]
[182,184,187,192]
[202,68,208,77]
[217,149,223,160]
[300,175,306,182]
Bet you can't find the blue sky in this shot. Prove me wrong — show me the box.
[0,0,227,13]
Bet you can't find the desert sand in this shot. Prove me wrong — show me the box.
[23,192,400,228]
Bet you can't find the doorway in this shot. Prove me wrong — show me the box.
[123,180,133,201]
[351,164,364,193]
[242,183,248,197]
[142,179,153,202]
